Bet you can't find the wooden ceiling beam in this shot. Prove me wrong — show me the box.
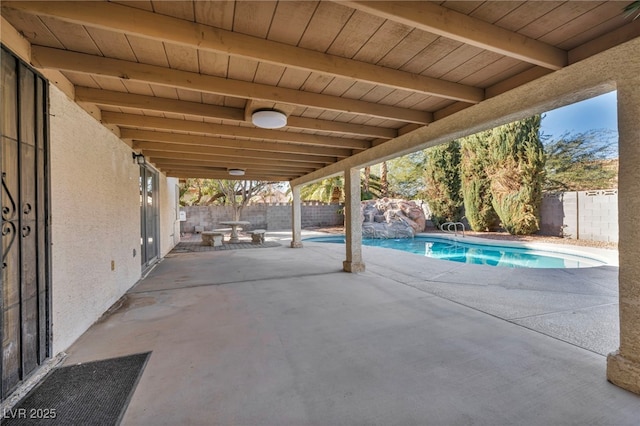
[164,170,294,181]
[154,163,314,175]
[134,141,338,164]
[5,1,483,103]
[76,87,244,121]
[569,20,640,64]
[32,46,430,124]
[343,1,568,70]
[286,116,397,139]
[143,151,327,169]
[485,67,553,99]
[123,129,351,158]
[150,160,316,174]
[102,112,370,150]
[160,164,300,175]
[76,87,398,139]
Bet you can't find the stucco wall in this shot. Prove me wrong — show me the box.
[49,86,177,354]
[159,175,180,257]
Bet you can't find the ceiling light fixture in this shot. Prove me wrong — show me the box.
[228,168,245,176]
[251,109,287,129]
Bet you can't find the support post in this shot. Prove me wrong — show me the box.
[607,78,640,395]
[290,184,303,248]
[343,167,365,272]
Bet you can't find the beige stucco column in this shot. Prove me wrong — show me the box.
[343,168,365,272]
[290,184,303,248]
[607,77,640,395]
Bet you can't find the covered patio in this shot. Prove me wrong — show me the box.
[64,236,639,424]
[2,0,640,415]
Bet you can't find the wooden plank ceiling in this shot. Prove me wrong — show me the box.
[2,1,638,181]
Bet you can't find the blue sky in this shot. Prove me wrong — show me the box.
[540,91,618,140]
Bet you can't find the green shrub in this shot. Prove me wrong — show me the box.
[424,141,463,227]
[460,132,500,231]
[486,116,545,235]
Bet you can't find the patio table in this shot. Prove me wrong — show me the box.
[218,221,251,243]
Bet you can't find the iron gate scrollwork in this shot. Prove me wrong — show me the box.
[1,46,51,401]
[1,172,17,270]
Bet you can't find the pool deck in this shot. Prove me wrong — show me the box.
[59,230,638,425]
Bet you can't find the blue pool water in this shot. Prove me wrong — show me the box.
[304,235,606,268]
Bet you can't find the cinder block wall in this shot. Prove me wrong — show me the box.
[181,203,344,232]
[578,189,618,242]
[540,193,567,237]
[539,190,618,242]
[185,192,618,243]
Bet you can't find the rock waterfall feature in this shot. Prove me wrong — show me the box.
[361,199,426,239]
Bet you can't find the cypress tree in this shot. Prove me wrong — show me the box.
[486,116,545,235]
[424,141,463,227]
[460,132,500,231]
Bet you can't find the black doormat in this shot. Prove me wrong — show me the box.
[3,352,151,426]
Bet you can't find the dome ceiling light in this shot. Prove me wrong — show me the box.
[228,169,246,176]
[251,109,287,129]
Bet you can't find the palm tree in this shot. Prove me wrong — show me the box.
[300,177,344,203]
[624,1,640,20]
[361,170,383,200]
[380,161,389,197]
[299,171,384,203]
[363,166,371,194]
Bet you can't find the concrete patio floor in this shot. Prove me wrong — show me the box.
[63,231,640,425]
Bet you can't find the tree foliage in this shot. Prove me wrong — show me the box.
[486,116,545,235]
[214,180,270,220]
[179,179,221,206]
[300,177,344,203]
[387,151,427,199]
[300,170,385,203]
[459,132,500,231]
[361,171,383,200]
[543,130,617,191]
[423,141,463,227]
[624,1,640,20]
[179,179,272,220]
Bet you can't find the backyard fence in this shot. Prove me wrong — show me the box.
[181,202,344,233]
[540,189,618,243]
[182,190,618,243]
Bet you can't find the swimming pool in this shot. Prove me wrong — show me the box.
[304,235,609,268]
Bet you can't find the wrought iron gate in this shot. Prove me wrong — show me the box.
[1,46,50,400]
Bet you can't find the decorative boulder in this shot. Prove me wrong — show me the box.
[361,198,427,239]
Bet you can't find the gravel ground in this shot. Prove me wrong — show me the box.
[308,226,618,250]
